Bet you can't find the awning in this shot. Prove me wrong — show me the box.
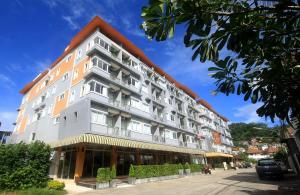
[205,152,233,158]
[49,133,205,155]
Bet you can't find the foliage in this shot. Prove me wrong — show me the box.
[96,168,111,183]
[190,164,204,173]
[110,165,116,180]
[129,164,135,178]
[0,141,51,190]
[273,148,288,162]
[237,152,257,164]
[47,180,65,191]
[1,188,66,195]
[177,163,184,170]
[229,122,283,145]
[184,162,190,170]
[133,164,183,179]
[141,0,300,124]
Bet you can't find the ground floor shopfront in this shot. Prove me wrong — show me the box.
[205,152,233,169]
[49,134,205,180]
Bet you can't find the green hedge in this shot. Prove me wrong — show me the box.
[190,164,204,173]
[0,141,51,190]
[97,168,111,183]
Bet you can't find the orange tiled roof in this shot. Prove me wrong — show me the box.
[20,16,198,99]
[247,146,262,154]
[264,146,279,154]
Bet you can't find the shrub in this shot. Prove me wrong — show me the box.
[132,164,180,179]
[47,180,65,190]
[129,164,135,178]
[111,165,116,180]
[178,163,184,170]
[184,162,190,170]
[97,168,111,183]
[190,164,204,173]
[0,141,51,190]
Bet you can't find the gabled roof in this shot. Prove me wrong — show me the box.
[20,16,198,99]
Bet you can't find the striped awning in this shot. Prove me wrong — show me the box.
[49,134,205,155]
[205,152,233,158]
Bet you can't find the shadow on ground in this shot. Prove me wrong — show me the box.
[222,170,300,195]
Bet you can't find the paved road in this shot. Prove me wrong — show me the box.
[70,168,300,195]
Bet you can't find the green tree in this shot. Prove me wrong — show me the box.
[140,0,300,124]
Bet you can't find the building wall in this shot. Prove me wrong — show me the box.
[11,24,233,153]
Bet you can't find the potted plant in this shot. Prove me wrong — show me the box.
[109,165,117,188]
[128,164,136,184]
[184,163,191,175]
[178,163,184,176]
[96,168,110,189]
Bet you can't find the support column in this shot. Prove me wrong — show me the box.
[110,146,117,168]
[136,149,142,165]
[154,151,159,165]
[49,148,61,179]
[74,145,86,181]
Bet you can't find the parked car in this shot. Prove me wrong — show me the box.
[256,158,283,179]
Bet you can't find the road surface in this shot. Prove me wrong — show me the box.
[69,168,300,195]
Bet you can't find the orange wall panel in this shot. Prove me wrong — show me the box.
[72,57,89,86]
[52,90,69,117]
[27,53,75,102]
[18,115,28,133]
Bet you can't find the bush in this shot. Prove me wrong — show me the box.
[97,168,111,183]
[132,164,180,179]
[129,164,135,178]
[47,180,65,190]
[190,164,204,173]
[178,163,184,170]
[111,165,116,180]
[0,141,51,190]
[184,162,190,170]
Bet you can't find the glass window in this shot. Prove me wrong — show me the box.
[143,124,151,134]
[89,81,95,91]
[91,110,107,125]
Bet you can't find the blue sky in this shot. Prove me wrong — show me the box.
[0,0,271,131]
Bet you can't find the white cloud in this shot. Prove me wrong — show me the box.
[233,103,265,123]
[35,59,51,73]
[0,74,16,87]
[62,15,80,30]
[0,111,17,131]
[160,38,214,86]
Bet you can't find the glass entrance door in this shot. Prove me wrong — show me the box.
[117,152,135,176]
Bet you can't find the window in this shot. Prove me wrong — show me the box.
[59,93,65,101]
[52,86,56,94]
[80,86,85,97]
[70,90,75,102]
[54,117,60,124]
[170,114,175,122]
[142,103,150,113]
[172,131,178,139]
[165,130,177,140]
[77,49,82,59]
[168,98,172,105]
[142,84,148,94]
[48,104,53,114]
[62,73,68,81]
[84,63,89,72]
[143,124,151,134]
[131,98,140,109]
[66,55,72,62]
[94,37,109,51]
[88,80,107,96]
[91,109,107,125]
[73,70,78,80]
[92,57,110,72]
[129,121,141,133]
[31,133,36,141]
[128,77,139,88]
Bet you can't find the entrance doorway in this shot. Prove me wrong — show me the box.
[57,150,76,179]
[117,152,135,176]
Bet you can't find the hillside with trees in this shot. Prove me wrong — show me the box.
[229,123,283,146]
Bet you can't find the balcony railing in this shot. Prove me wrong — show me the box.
[152,135,166,143]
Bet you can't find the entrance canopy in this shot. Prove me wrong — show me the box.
[205,152,233,158]
[50,133,205,155]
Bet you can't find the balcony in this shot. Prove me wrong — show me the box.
[85,66,141,95]
[152,95,165,106]
[179,140,188,147]
[152,135,166,143]
[86,43,140,76]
